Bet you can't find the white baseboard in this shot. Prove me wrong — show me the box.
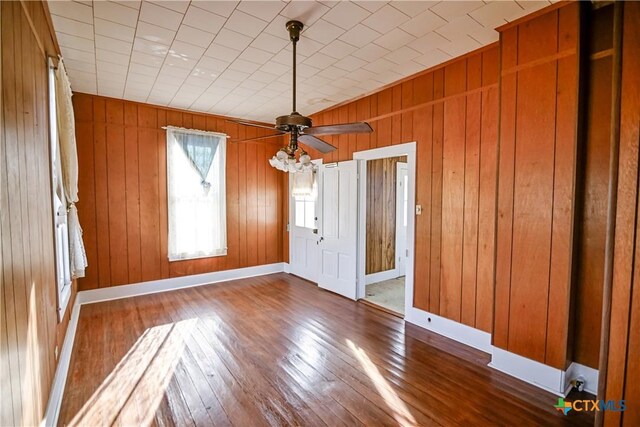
[406,306,599,398]
[489,347,569,396]
[365,269,400,285]
[283,262,290,274]
[43,262,288,426]
[565,362,599,395]
[41,300,81,427]
[77,262,287,304]
[404,307,493,354]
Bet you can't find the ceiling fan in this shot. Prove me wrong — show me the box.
[229,20,373,171]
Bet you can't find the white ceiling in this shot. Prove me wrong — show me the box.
[49,0,553,122]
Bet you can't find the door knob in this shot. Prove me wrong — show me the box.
[317,237,324,245]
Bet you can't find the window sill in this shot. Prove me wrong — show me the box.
[168,251,228,262]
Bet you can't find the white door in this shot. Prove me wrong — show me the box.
[395,163,408,277]
[289,165,321,283]
[318,161,358,299]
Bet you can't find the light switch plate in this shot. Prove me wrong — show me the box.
[416,204,423,215]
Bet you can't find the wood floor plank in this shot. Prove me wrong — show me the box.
[59,273,594,427]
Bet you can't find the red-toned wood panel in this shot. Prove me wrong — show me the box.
[440,94,466,322]
[138,126,162,282]
[495,3,579,368]
[105,116,128,285]
[1,1,74,424]
[509,61,557,362]
[545,2,579,369]
[494,27,518,349]
[476,85,498,333]
[573,5,614,371]
[413,105,433,309]
[461,91,480,328]
[603,2,640,425]
[429,69,445,315]
[73,94,285,290]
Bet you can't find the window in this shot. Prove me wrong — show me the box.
[292,170,317,229]
[166,127,227,261]
[48,58,71,320]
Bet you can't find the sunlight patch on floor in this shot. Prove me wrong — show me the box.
[68,319,196,427]
[346,339,417,427]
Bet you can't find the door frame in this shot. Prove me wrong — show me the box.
[353,142,417,317]
[288,159,323,282]
[395,161,408,278]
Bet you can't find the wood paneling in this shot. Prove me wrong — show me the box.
[73,94,287,290]
[602,2,640,425]
[59,273,594,427]
[573,4,614,370]
[494,2,580,368]
[365,156,407,275]
[0,1,73,425]
[304,45,500,333]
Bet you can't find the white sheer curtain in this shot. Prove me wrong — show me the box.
[55,59,87,279]
[166,127,227,261]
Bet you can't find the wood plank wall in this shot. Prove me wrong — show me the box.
[573,4,614,370]
[494,2,580,369]
[302,44,500,333]
[366,155,407,275]
[73,93,287,290]
[602,2,640,425]
[0,1,73,425]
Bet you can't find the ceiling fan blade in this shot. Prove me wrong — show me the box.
[231,133,287,143]
[226,119,281,132]
[304,122,373,136]
[298,134,336,154]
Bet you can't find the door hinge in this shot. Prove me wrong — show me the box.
[406,249,409,257]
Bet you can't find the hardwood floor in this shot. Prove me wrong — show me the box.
[59,273,593,426]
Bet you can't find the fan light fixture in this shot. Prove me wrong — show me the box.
[269,147,313,173]
[229,20,372,174]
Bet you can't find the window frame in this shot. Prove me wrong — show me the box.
[48,58,71,322]
[165,126,228,262]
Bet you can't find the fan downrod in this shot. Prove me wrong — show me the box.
[276,20,313,132]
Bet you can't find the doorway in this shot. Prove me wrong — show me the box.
[354,142,417,318]
[288,159,359,300]
[361,156,407,315]
[287,143,416,314]
[288,160,322,283]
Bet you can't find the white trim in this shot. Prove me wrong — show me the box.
[395,162,408,277]
[77,262,286,305]
[565,362,599,395]
[404,306,493,354]
[365,269,400,285]
[353,142,416,319]
[41,299,80,427]
[490,347,569,396]
[42,262,289,426]
[162,125,229,139]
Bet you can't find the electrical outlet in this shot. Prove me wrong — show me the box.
[416,205,423,215]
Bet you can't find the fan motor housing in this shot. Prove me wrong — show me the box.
[276,113,312,131]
